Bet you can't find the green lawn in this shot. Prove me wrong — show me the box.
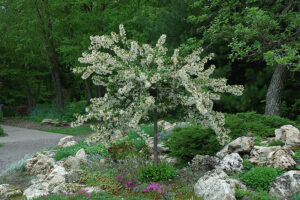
[41,126,93,136]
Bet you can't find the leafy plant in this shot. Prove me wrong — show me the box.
[108,140,134,160]
[241,167,284,191]
[235,188,276,200]
[139,162,176,182]
[242,159,254,171]
[165,126,222,164]
[293,149,300,163]
[268,140,285,147]
[292,192,300,200]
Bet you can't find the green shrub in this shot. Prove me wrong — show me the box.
[165,126,222,164]
[292,192,300,200]
[235,189,275,200]
[241,167,284,191]
[268,140,285,147]
[139,162,176,182]
[54,142,107,161]
[294,149,300,163]
[243,159,254,171]
[224,112,299,139]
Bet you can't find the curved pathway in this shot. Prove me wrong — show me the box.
[0,125,68,174]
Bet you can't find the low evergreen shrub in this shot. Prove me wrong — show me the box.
[165,126,222,164]
[138,162,176,182]
[235,188,275,200]
[224,112,299,139]
[241,167,284,191]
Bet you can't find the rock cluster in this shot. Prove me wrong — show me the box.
[41,118,69,127]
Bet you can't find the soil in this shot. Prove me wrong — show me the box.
[0,117,69,130]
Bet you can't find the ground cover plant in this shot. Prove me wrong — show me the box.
[241,167,285,191]
[0,125,7,137]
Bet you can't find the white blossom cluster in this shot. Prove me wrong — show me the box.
[72,24,243,145]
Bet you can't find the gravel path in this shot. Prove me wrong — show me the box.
[0,125,68,174]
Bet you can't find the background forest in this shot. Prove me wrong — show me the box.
[0,0,299,121]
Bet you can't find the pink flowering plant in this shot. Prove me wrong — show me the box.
[143,182,170,200]
[115,174,138,190]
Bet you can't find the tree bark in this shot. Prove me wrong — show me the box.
[153,107,159,166]
[95,85,103,98]
[25,80,34,108]
[84,78,93,105]
[265,65,289,116]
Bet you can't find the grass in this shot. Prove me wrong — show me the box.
[41,126,93,136]
[0,143,3,148]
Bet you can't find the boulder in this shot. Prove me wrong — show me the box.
[217,136,255,158]
[0,184,23,198]
[194,169,246,200]
[63,156,81,170]
[23,182,50,200]
[275,125,300,147]
[189,155,220,171]
[267,149,296,170]
[75,148,87,163]
[57,136,77,148]
[145,139,169,153]
[25,153,55,175]
[248,146,282,166]
[269,170,300,199]
[217,153,243,173]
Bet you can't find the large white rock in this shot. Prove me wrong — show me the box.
[248,146,282,166]
[75,148,87,163]
[194,169,246,200]
[57,136,77,148]
[217,136,255,158]
[275,125,300,147]
[267,149,296,170]
[63,156,81,170]
[217,153,243,173]
[23,182,50,200]
[0,184,23,198]
[25,153,55,175]
[269,170,300,199]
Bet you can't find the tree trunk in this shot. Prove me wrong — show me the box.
[25,80,34,108]
[265,65,289,116]
[84,78,93,105]
[95,85,103,98]
[35,0,64,108]
[153,107,159,166]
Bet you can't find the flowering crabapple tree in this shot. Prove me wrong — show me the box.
[71,24,243,165]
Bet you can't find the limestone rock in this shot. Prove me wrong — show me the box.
[217,136,255,158]
[75,148,87,163]
[0,184,23,198]
[190,155,220,171]
[41,119,69,127]
[275,125,300,147]
[145,139,169,153]
[63,156,80,170]
[267,149,296,170]
[25,153,55,175]
[23,182,50,200]
[57,136,77,148]
[217,153,243,173]
[194,169,246,200]
[269,170,300,199]
[248,146,282,166]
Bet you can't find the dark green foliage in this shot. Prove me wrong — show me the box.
[139,162,176,182]
[292,192,300,200]
[0,111,3,121]
[224,112,300,139]
[293,149,300,163]
[54,142,107,161]
[268,141,285,147]
[165,126,222,164]
[235,189,275,200]
[29,101,87,122]
[242,159,254,171]
[241,167,284,191]
[108,140,134,160]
